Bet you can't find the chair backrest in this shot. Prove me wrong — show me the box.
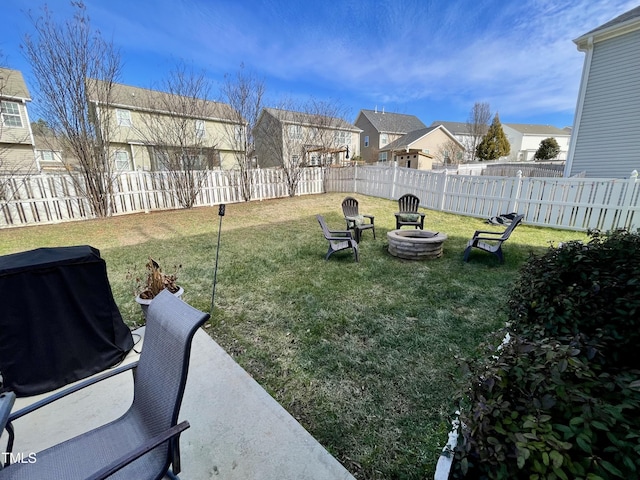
[129,290,210,464]
[500,214,525,240]
[398,194,420,213]
[341,197,359,218]
[316,215,331,239]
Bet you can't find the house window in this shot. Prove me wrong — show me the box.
[364,135,369,147]
[1,101,22,127]
[378,152,388,162]
[380,133,388,146]
[288,125,302,140]
[114,150,131,171]
[235,125,245,144]
[154,151,170,171]
[195,119,206,139]
[291,155,299,165]
[116,109,132,127]
[39,150,61,163]
[334,131,351,146]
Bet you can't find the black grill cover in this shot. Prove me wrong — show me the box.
[0,245,133,397]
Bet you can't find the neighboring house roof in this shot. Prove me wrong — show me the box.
[264,107,361,132]
[0,68,31,101]
[504,124,570,136]
[575,5,640,45]
[357,109,426,134]
[431,120,568,137]
[430,121,469,135]
[87,80,238,122]
[381,125,463,152]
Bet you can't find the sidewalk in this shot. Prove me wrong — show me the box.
[3,328,355,479]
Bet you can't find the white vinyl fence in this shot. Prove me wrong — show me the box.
[2,164,639,232]
[325,165,640,232]
[0,168,324,228]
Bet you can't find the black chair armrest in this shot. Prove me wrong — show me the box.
[328,230,355,240]
[8,361,139,423]
[362,214,374,221]
[86,420,190,480]
[472,229,503,238]
[473,235,504,242]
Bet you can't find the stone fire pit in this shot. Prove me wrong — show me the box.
[387,229,448,260]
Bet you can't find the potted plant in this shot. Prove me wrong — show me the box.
[134,257,183,319]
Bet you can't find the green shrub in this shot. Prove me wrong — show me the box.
[452,229,640,479]
[508,229,640,368]
[452,333,640,479]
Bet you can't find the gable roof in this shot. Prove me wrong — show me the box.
[381,125,463,152]
[0,68,31,101]
[264,107,360,132]
[430,121,469,135]
[357,109,426,134]
[574,6,640,47]
[504,123,570,136]
[88,80,238,122]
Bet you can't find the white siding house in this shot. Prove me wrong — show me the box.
[502,124,571,162]
[0,68,36,173]
[565,6,640,178]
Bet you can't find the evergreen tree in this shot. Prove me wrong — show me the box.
[534,137,560,160]
[476,113,510,161]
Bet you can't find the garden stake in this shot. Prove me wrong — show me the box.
[211,203,225,313]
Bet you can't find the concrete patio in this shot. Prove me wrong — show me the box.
[2,327,355,479]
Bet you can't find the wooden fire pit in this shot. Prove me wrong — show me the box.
[387,230,447,260]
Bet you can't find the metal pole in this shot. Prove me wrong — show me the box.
[211,204,225,313]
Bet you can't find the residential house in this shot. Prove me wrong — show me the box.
[502,124,571,162]
[0,68,36,173]
[430,121,479,162]
[565,6,640,178]
[87,81,242,171]
[379,125,464,170]
[254,107,361,168]
[431,120,570,162]
[355,109,427,164]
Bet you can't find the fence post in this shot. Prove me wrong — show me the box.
[511,170,523,213]
[353,164,357,194]
[391,161,398,200]
[138,170,150,213]
[439,169,449,211]
[619,170,639,229]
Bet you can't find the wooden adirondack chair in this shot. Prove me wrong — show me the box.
[316,215,359,262]
[394,194,426,229]
[463,214,524,264]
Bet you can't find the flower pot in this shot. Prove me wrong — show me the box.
[135,286,184,320]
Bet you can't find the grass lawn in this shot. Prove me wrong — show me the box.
[0,193,588,479]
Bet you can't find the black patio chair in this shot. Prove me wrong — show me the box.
[341,196,375,243]
[316,215,359,262]
[463,214,525,264]
[394,193,426,229]
[0,289,210,479]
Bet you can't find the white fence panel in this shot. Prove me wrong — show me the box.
[0,167,326,228]
[325,165,640,232]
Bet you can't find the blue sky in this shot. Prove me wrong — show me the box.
[1,0,638,128]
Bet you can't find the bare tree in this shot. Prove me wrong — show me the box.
[22,2,121,217]
[220,64,265,201]
[303,98,351,193]
[255,98,350,196]
[464,102,491,163]
[435,138,464,166]
[134,63,219,208]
